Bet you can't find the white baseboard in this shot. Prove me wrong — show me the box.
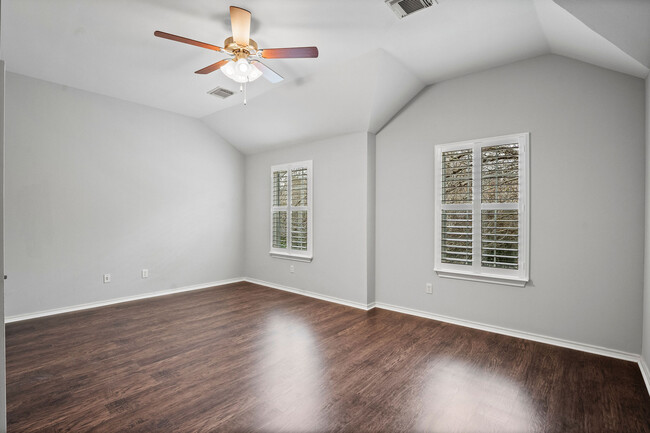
[374,302,641,363]
[243,277,374,311]
[5,278,245,323]
[7,276,649,396]
[639,357,650,396]
[241,279,642,365]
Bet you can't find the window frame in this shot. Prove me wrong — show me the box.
[269,160,313,262]
[434,133,529,287]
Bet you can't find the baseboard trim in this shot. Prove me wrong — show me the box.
[639,357,650,396]
[374,302,640,363]
[241,279,641,364]
[243,277,374,311]
[7,276,647,393]
[5,278,245,323]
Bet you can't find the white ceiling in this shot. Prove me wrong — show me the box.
[534,0,649,78]
[2,0,649,154]
[553,0,650,69]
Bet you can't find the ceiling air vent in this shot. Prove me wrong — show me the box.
[207,86,234,99]
[385,0,435,18]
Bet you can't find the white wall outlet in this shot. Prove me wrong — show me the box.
[289,265,295,273]
[103,273,111,284]
[142,269,149,279]
[425,283,432,294]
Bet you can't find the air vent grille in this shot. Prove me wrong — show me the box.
[386,0,434,18]
[207,87,234,99]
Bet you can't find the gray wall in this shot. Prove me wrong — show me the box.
[376,54,645,353]
[244,132,373,306]
[642,77,650,365]
[5,73,245,317]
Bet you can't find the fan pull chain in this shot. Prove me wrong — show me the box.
[244,83,248,105]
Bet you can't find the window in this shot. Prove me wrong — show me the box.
[270,160,313,262]
[434,133,529,286]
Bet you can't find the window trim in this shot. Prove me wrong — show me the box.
[269,160,313,262]
[434,133,529,286]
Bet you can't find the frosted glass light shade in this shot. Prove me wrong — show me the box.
[221,59,262,83]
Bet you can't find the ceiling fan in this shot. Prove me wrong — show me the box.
[154,6,319,89]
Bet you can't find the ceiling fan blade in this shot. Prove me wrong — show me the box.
[154,31,222,52]
[260,47,319,59]
[251,61,284,83]
[195,59,231,74]
[230,6,251,46]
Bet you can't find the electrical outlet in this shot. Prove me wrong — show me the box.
[142,269,149,279]
[425,283,432,294]
[103,273,111,284]
[289,265,295,274]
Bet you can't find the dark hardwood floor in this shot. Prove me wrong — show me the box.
[6,281,650,432]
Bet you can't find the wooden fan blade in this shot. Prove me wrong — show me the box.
[251,60,284,83]
[195,59,230,74]
[230,6,251,46]
[154,31,222,52]
[260,47,319,59]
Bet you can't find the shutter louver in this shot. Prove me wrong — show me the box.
[273,170,288,206]
[441,210,472,265]
[481,209,518,269]
[291,211,308,250]
[291,168,308,206]
[481,143,519,203]
[272,211,287,249]
[441,149,473,204]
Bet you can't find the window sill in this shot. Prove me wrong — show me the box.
[434,269,528,287]
[270,252,313,263]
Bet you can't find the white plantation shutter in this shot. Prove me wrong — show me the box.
[270,161,313,261]
[290,167,309,251]
[435,134,529,286]
[440,148,473,266]
[272,170,288,249]
[481,143,520,270]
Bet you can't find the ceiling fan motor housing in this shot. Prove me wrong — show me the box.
[224,36,258,60]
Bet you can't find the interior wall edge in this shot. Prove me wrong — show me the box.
[641,76,650,374]
[242,277,373,311]
[0,58,7,433]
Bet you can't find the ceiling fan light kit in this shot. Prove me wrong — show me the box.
[221,58,262,83]
[154,6,319,104]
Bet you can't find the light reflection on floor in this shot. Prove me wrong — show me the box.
[256,312,327,432]
[415,357,540,432]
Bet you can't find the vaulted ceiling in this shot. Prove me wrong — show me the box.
[2,0,649,153]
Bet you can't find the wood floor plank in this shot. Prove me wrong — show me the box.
[6,281,650,432]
